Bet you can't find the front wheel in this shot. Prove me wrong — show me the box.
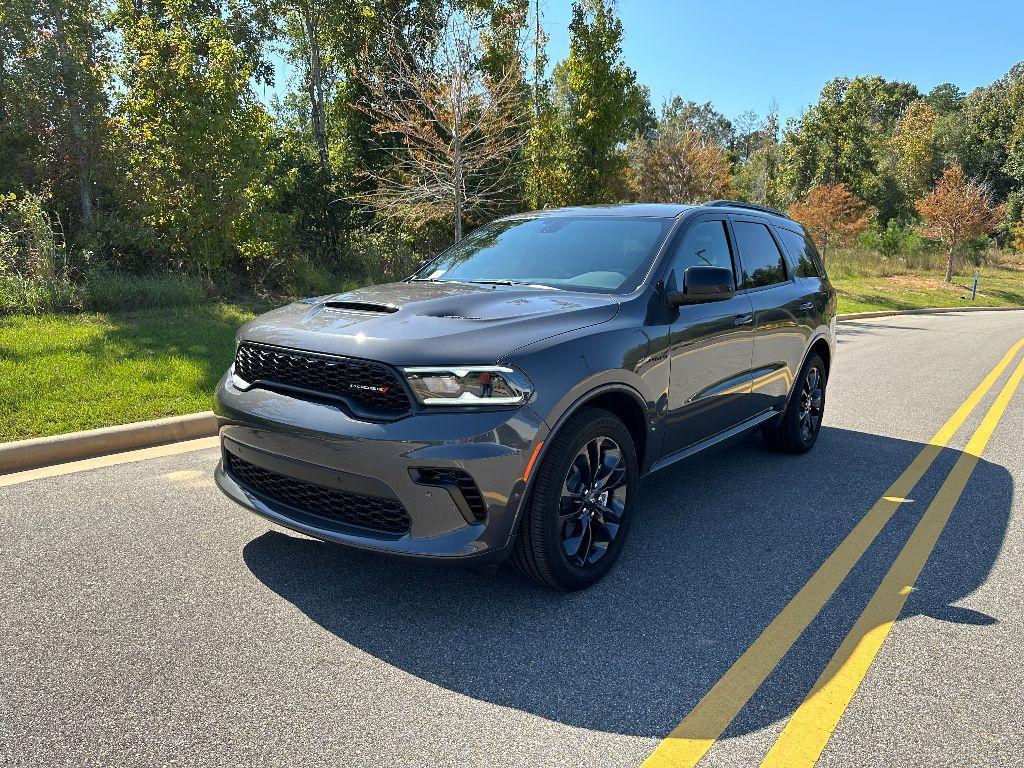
[762,353,827,454]
[510,407,638,590]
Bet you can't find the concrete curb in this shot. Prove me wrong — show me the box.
[2,305,1022,474]
[838,305,1024,321]
[0,411,220,475]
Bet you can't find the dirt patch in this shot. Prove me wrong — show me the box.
[868,276,965,293]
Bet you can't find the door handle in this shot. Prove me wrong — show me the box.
[799,301,815,311]
[733,313,754,326]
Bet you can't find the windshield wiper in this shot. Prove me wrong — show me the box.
[465,279,557,289]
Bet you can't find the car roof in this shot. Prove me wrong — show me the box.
[502,201,800,227]
[503,203,696,220]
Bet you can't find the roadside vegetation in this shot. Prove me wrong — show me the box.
[0,303,264,441]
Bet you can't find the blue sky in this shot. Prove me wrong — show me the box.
[541,0,1024,124]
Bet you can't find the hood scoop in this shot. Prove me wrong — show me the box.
[322,300,399,314]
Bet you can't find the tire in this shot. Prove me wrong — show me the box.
[510,407,639,591]
[762,353,827,454]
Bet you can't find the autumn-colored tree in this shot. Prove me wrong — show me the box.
[888,99,939,199]
[916,164,1003,282]
[354,7,527,241]
[787,183,872,262]
[626,128,732,203]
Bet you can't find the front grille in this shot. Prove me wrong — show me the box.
[227,453,411,535]
[413,467,487,523]
[234,342,411,415]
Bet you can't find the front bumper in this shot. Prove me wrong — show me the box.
[213,371,548,563]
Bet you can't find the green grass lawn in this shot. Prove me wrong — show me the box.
[0,303,264,442]
[1,268,1022,441]
[832,267,1024,313]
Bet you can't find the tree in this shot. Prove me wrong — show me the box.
[659,97,733,147]
[354,7,528,241]
[936,63,1024,201]
[626,128,732,204]
[545,0,652,205]
[781,76,920,220]
[113,2,279,277]
[787,183,871,262]
[888,99,939,199]
[916,164,1003,282]
[925,83,965,116]
[1,0,111,236]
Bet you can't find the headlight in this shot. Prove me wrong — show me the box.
[402,365,533,406]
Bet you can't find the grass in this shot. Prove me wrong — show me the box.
[832,266,1024,314]
[0,303,265,441]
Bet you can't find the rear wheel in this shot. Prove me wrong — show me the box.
[762,353,826,454]
[511,407,638,590]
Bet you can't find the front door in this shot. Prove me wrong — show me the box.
[663,216,757,456]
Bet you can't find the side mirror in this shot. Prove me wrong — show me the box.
[667,266,736,306]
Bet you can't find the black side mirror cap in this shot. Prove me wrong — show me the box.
[667,266,736,306]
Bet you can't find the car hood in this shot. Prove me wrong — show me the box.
[237,281,619,366]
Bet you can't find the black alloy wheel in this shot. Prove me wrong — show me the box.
[797,365,824,443]
[558,436,629,567]
[511,407,638,590]
[762,352,827,454]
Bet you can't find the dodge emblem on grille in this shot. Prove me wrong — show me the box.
[348,383,390,393]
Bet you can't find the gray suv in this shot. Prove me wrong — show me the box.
[214,201,836,589]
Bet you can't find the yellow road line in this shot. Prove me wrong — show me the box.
[760,353,1024,767]
[0,436,220,488]
[640,337,1024,768]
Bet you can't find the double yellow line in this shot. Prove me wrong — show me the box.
[642,338,1024,768]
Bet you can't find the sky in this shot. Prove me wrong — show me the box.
[540,0,1024,124]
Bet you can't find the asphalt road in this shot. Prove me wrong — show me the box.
[3,310,1024,767]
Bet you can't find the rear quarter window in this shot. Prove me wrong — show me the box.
[778,227,823,279]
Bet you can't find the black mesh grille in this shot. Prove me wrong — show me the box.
[227,453,411,535]
[234,343,411,414]
[414,468,487,522]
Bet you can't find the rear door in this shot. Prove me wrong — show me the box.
[662,215,757,456]
[729,216,810,415]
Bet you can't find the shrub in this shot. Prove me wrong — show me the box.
[83,268,206,312]
[282,255,359,298]
[0,192,67,279]
[344,228,422,284]
[0,273,82,315]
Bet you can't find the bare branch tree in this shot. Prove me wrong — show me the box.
[354,8,527,242]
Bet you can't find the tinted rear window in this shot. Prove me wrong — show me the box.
[733,221,788,289]
[778,228,822,278]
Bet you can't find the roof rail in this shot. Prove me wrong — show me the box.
[704,200,790,219]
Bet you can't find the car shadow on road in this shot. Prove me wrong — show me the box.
[241,426,1012,739]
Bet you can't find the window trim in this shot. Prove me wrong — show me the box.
[729,215,793,293]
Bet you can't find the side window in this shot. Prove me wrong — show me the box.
[670,220,734,288]
[733,221,788,289]
[778,228,821,278]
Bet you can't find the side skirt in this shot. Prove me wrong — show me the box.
[646,409,779,476]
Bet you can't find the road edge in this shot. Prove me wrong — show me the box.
[837,305,1023,320]
[0,412,220,475]
[2,305,1022,475]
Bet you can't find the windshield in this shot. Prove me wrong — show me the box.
[413,215,673,293]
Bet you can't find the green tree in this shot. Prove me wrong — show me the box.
[936,63,1024,201]
[544,0,652,205]
[113,1,281,278]
[887,99,940,200]
[781,75,920,220]
[0,0,111,236]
